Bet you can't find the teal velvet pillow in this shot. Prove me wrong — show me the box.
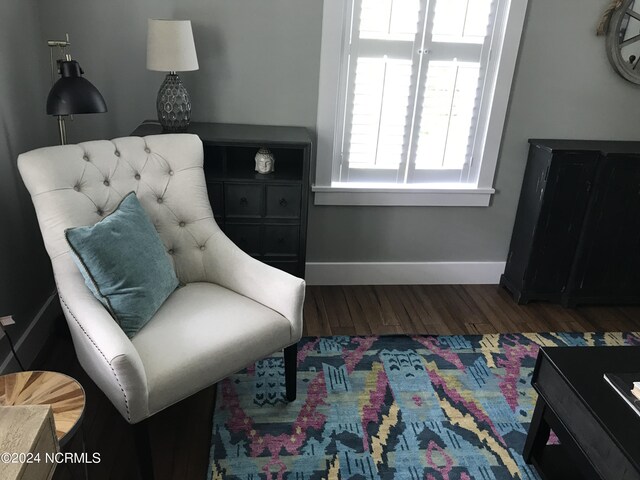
[65,192,179,338]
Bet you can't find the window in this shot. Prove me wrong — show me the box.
[314,0,529,206]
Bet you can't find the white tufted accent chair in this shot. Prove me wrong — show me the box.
[18,134,305,427]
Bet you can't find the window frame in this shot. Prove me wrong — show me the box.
[314,0,529,206]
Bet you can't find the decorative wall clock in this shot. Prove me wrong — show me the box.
[602,0,640,84]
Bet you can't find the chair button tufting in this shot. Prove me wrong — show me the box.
[82,154,89,161]
[97,209,104,216]
[135,173,141,180]
[114,151,120,157]
[168,170,174,176]
[103,180,110,186]
[168,249,175,255]
[179,221,185,227]
[144,147,151,153]
[199,245,206,251]
[157,197,163,204]
[73,185,80,192]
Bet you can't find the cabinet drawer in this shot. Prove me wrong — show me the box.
[264,225,299,256]
[225,184,263,218]
[266,185,301,218]
[207,182,224,218]
[225,224,261,256]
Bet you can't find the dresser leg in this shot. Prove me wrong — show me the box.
[284,343,298,402]
[523,396,551,463]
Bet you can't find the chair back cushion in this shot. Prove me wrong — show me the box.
[18,134,219,284]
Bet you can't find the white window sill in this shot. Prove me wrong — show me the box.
[312,184,495,206]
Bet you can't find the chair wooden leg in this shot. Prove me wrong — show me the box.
[133,420,154,480]
[284,343,298,402]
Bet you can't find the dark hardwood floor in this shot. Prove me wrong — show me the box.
[303,285,640,336]
[38,284,640,480]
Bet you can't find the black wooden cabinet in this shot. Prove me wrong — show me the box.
[132,121,311,278]
[501,139,640,306]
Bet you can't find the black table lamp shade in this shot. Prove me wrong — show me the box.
[46,60,107,115]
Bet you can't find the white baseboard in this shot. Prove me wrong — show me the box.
[0,291,61,373]
[305,261,506,286]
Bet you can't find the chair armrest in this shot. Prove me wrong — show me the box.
[52,255,150,423]
[203,232,305,342]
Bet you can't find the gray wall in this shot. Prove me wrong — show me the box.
[309,0,640,262]
[37,0,640,264]
[0,1,57,362]
[37,0,322,139]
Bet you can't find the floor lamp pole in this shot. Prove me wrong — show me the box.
[57,116,67,145]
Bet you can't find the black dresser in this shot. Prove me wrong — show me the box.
[132,121,312,278]
[501,139,640,306]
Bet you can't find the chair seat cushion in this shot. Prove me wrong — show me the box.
[65,192,179,338]
[131,282,293,414]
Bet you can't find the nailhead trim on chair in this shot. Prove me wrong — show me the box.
[59,293,133,422]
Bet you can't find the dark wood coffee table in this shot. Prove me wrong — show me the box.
[524,346,640,479]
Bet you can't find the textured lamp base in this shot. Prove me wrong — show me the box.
[156,72,191,132]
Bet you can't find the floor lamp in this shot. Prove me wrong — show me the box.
[46,35,107,145]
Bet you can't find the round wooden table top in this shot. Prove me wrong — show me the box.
[0,371,85,444]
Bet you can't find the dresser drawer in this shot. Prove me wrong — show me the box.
[266,185,301,219]
[264,225,299,256]
[207,182,224,217]
[225,224,261,256]
[225,184,263,218]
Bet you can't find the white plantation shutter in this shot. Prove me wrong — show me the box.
[338,0,497,184]
[344,58,413,181]
[410,62,482,182]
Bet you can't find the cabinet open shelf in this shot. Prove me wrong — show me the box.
[203,145,304,182]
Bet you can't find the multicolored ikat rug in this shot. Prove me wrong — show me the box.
[209,332,640,480]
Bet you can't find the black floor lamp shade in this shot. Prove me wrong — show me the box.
[46,60,107,115]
